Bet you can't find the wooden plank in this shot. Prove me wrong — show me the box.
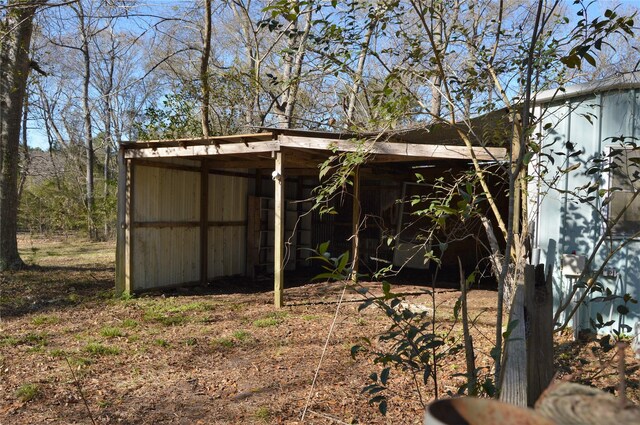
[526,264,554,406]
[200,160,209,285]
[120,132,274,148]
[274,151,285,308]
[115,148,127,295]
[499,284,527,407]
[351,166,360,280]
[279,135,507,161]
[134,159,200,173]
[125,159,134,294]
[124,140,280,159]
[133,220,246,228]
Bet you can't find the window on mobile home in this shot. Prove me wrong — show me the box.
[610,147,640,236]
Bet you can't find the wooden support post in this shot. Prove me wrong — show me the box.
[115,149,127,295]
[127,161,134,294]
[499,284,527,407]
[351,166,360,281]
[274,151,285,308]
[116,153,133,295]
[526,263,554,406]
[200,160,209,285]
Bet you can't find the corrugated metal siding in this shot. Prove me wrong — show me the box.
[208,173,248,278]
[532,90,640,333]
[134,228,200,289]
[133,164,200,222]
[130,161,249,290]
[132,164,200,290]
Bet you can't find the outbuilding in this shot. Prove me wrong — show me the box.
[115,127,507,306]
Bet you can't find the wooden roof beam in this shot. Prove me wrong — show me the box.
[123,140,280,159]
[278,135,507,161]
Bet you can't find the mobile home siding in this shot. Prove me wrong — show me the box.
[532,89,640,333]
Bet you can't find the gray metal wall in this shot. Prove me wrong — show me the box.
[531,89,640,334]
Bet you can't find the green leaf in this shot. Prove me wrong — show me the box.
[617,305,629,315]
[380,367,390,385]
[453,298,462,320]
[560,163,581,173]
[318,241,330,255]
[378,400,388,416]
[351,345,364,359]
[583,52,596,67]
[382,281,392,298]
[503,319,519,339]
[337,251,350,273]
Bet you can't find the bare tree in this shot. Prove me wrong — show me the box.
[0,0,46,270]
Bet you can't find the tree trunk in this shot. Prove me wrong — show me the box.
[18,92,31,203]
[200,0,212,137]
[77,3,96,239]
[281,4,313,128]
[345,18,376,126]
[0,1,42,270]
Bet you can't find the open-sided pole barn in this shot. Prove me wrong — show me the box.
[115,129,507,307]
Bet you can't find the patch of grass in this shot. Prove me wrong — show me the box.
[142,299,210,317]
[164,301,212,313]
[121,319,138,328]
[251,311,288,328]
[254,406,272,422]
[142,308,188,326]
[84,342,120,356]
[0,336,20,346]
[22,332,48,348]
[212,337,236,348]
[15,383,39,402]
[49,349,67,358]
[119,292,134,301]
[68,356,93,367]
[253,317,279,328]
[301,314,319,321]
[232,330,251,341]
[355,317,367,326]
[100,327,123,338]
[31,315,60,326]
[153,338,170,347]
[211,330,252,348]
[185,337,198,346]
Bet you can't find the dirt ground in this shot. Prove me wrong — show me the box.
[1,235,638,424]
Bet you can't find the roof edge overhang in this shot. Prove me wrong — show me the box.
[535,71,640,104]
